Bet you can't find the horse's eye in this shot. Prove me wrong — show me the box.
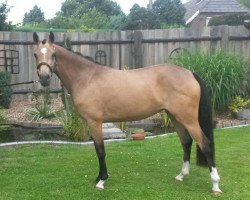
[34,53,37,58]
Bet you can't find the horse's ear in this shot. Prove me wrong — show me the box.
[49,32,55,43]
[33,32,39,43]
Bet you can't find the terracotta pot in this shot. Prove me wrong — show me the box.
[131,133,145,140]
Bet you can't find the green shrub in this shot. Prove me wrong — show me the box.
[208,13,250,26]
[0,71,12,108]
[0,107,7,124]
[171,50,248,112]
[229,96,250,115]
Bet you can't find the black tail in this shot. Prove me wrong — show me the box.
[193,73,214,167]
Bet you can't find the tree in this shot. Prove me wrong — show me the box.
[61,0,123,18]
[105,13,127,30]
[0,1,12,30]
[124,4,160,30]
[23,5,45,24]
[152,0,186,25]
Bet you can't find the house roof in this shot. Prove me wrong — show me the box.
[184,0,250,24]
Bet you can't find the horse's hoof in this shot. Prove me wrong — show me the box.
[175,174,184,182]
[212,189,222,196]
[96,180,105,190]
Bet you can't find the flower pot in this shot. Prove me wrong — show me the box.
[131,133,145,140]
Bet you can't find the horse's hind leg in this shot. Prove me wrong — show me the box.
[173,120,193,181]
[169,104,221,194]
[181,121,221,194]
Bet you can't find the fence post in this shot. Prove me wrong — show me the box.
[133,31,143,68]
[220,25,229,50]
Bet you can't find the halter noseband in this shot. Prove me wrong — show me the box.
[37,62,54,73]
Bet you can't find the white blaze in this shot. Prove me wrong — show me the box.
[40,48,47,55]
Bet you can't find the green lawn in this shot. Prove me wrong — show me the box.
[0,126,250,200]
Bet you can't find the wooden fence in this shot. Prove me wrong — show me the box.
[0,25,250,96]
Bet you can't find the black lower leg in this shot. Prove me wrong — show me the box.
[182,137,193,162]
[94,141,108,183]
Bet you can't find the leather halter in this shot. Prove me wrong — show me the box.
[36,62,54,73]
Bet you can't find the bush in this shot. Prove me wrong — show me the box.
[0,107,7,124]
[0,71,12,108]
[229,96,250,116]
[171,50,248,112]
[208,13,250,26]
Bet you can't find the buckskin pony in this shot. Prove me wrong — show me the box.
[33,32,222,195]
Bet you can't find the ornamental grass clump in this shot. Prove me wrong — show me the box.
[171,50,248,112]
[27,89,55,121]
[56,101,90,141]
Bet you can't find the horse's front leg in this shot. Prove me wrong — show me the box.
[88,120,108,190]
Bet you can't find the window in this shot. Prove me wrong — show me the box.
[0,50,19,74]
[95,50,106,65]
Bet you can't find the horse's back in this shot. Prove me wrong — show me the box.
[75,63,200,122]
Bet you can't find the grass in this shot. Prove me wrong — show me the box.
[0,126,250,200]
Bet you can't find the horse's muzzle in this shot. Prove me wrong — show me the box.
[39,74,51,87]
[37,63,52,87]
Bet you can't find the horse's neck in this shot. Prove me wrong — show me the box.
[54,45,96,93]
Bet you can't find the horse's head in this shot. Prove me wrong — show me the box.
[33,32,56,87]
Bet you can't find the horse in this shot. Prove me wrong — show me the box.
[33,32,222,195]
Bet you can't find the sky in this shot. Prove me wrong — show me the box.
[5,0,188,25]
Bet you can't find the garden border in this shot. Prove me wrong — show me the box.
[0,124,249,148]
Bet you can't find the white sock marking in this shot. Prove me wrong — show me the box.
[96,180,105,190]
[210,167,222,193]
[175,161,190,181]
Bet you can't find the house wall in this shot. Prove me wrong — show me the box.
[189,13,249,29]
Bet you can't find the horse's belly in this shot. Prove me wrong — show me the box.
[103,96,162,122]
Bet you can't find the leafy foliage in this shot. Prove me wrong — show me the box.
[0,1,13,30]
[171,50,248,112]
[152,0,186,25]
[23,5,45,25]
[61,0,122,18]
[104,13,127,30]
[0,107,7,124]
[18,0,186,31]
[0,71,12,108]
[124,4,160,30]
[229,96,250,115]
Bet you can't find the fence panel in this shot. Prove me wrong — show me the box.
[0,25,249,97]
